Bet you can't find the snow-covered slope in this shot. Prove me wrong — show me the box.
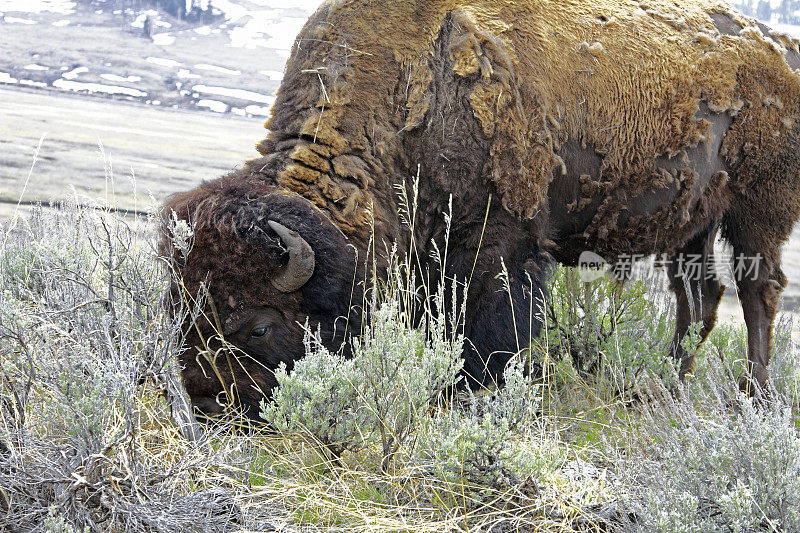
[0,0,322,116]
[119,1,322,57]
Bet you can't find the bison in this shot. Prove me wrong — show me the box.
[163,0,800,418]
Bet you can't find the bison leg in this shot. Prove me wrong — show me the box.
[459,249,551,388]
[723,206,790,396]
[667,224,726,379]
[733,260,786,395]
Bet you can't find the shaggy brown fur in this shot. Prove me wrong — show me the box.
[163,0,800,416]
[260,0,800,224]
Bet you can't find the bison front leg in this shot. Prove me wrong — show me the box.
[667,224,726,380]
[734,261,786,395]
[459,250,551,388]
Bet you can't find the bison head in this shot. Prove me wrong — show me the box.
[161,175,357,420]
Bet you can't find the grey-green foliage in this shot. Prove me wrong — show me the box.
[261,298,464,466]
[261,329,368,457]
[635,400,800,532]
[421,358,540,486]
[1,206,161,445]
[354,300,464,468]
[767,317,800,403]
[44,507,90,533]
[538,265,680,392]
[685,314,799,404]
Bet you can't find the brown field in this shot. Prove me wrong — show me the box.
[1,85,799,336]
[0,86,264,216]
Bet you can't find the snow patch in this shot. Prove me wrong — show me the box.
[208,0,319,50]
[101,73,142,83]
[131,10,171,29]
[131,10,156,28]
[188,0,211,10]
[767,22,800,40]
[177,69,200,79]
[197,99,228,113]
[152,33,175,46]
[0,72,18,84]
[271,0,321,11]
[4,16,37,24]
[146,57,181,68]
[62,66,88,80]
[245,104,272,116]
[194,25,212,35]
[206,0,251,21]
[194,63,241,75]
[192,84,275,104]
[260,69,284,80]
[20,79,47,87]
[0,0,75,15]
[228,17,307,50]
[24,64,49,70]
[263,17,307,48]
[53,79,147,97]
[51,19,70,26]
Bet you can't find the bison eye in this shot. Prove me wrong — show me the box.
[249,325,271,339]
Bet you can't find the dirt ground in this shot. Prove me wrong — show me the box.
[1,85,799,337]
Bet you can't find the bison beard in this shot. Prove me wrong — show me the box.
[163,0,800,418]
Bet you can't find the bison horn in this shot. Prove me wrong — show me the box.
[267,220,315,293]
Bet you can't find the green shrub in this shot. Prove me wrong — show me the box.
[353,299,464,470]
[537,265,680,393]
[261,281,464,470]
[260,330,368,458]
[44,507,90,533]
[420,357,541,486]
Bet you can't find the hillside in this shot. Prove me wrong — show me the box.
[0,0,320,116]
[0,86,265,217]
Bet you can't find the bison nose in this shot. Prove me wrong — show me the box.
[190,396,226,417]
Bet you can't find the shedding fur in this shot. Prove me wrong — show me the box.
[252,0,800,226]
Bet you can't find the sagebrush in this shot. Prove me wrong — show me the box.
[1,199,799,532]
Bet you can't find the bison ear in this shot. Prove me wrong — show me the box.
[266,220,315,293]
[238,192,356,313]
